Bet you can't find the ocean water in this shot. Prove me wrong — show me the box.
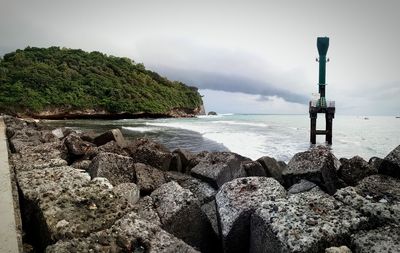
[45,114,400,163]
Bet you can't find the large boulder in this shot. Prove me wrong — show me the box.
[216,177,287,253]
[282,146,341,194]
[334,175,400,224]
[242,161,267,177]
[17,167,131,251]
[96,140,129,156]
[257,156,284,182]
[173,148,194,173]
[165,171,216,205]
[338,156,377,186]
[131,196,161,226]
[250,187,368,253]
[150,181,217,252]
[201,200,220,240]
[46,212,199,253]
[63,133,96,158]
[191,152,250,188]
[113,182,140,205]
[135,163,167,195]
[351,224,400,253]
[93,128,126,147]
[379,145,400,178]
[126,138,173,170]
[88,152,136,186]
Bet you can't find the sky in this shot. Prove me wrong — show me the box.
[0,0,399,115]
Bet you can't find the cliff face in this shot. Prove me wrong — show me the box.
[0,47,204,119]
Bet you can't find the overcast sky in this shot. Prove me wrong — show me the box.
[1,0,399,115]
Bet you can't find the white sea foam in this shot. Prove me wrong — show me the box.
[212,120,268,128]
[122,126,160,133]
[146,121,266,159]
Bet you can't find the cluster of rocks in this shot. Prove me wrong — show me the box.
[4,115,400,253]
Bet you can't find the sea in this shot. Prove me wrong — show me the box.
[45,114,400,163]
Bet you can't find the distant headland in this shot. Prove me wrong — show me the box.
[0,47,204,119]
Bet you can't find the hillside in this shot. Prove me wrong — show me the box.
[0,47,204,118]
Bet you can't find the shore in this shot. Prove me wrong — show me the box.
[3,115,400,253]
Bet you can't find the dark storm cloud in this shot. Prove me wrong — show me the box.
[151,66,309,104]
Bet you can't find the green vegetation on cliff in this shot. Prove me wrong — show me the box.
[0,47,203,116]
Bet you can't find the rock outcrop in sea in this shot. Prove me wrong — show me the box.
[4,115,400,253]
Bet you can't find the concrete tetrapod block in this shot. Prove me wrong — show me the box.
[216,177,287,253]
[334,174,400,224]
[46,212,199,253]
[17,167,131,251]
[150,181,217,252]
[88,152,136,186]
[191,152,250,189]
[250,187,368,253]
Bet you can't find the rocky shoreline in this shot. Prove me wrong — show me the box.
[4,115,400,253]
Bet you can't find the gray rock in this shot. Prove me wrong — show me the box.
[169,152,183,172]
[186,151,209,172]
[88,152,136,186]
[173,148,194,173]
[51,128,65,139]
[288,179,317,194]
[325,246,352,253]
[201,200,220,239]
[131,196,161,226]
[379,145,400,178]
[126,138,173,170]
[216,177,287,253]
[63,133,96,157]
[70,159,91,171]
[46,212,199,253]
[250,187,368,253]
[191,152,250,188]
[334,175,400,224]
[150,181,217,252]
[242,161,267,177]
[97,140,129,156]
[338,156,377,186]
[135,163,167,195]
[113,183,140,205]
[369,156,384,172]
[94,128,126,147]
[165,172,217,205]
[18,167,130,250]
[282,146,341,194]
[351,224,400,253]
[257,155,284,182]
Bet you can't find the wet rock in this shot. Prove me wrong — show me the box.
[282,146,341,194]
[351,224,400,253]
[169,152,183,172]
[126,138,173,171]
[379,145,400,178]
[94,128,126,147]
[97,140,129,156]
[334,175,400,224]
[242,161,267,177]
[150,181,217,252]
[338,156,377,186]
[288,179,317,194]
[70,159,91,171]
[369,156,384,173]
[135,163,166,195]
[113,183,140,205]
[63,133,96,158]
[325,246,352,253]
[186,151,210,172]
[191,152,250,188]
[257,155,284,182]
[216,177,287,253]
[88,152,136,186]
[131,196,161,226]
[250,187,368,253]
[46,212,199,253]
[173,148,194,173]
